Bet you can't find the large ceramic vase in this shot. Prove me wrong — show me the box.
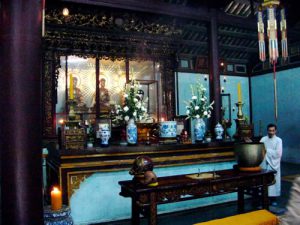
[194,118,206,142]
[126,118,137,145]
[100,124,110,147]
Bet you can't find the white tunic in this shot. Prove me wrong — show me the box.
[260,135,283,197]
[280,177,300,225]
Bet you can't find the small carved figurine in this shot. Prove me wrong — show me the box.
[129,156,158,186]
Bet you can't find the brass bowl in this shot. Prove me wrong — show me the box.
[234,143,265,168]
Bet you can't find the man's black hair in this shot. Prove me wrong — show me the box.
[267,123,277,130]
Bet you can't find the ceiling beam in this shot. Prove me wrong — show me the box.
[61,0,257,28]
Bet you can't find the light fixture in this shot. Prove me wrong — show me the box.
[62,7,69,16]
[257,0,288,121]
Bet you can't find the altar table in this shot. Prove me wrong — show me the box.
[119,169,275,225]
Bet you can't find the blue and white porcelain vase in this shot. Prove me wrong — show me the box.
[126,118,137,145]
[159,121,177,138]
[194,118,206,142]
[100,124,110,147]
[214,123,224,140]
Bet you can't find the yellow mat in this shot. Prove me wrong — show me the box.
[194,210,278,225]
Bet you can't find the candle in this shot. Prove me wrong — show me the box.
[59,119,64,125]
[69,74,74,100]
[51,187,62,211]
[237,82,242,102]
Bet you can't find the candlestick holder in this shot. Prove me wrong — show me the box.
[236,101,244,120]
[68,99,77,121]
[233,101,253,140]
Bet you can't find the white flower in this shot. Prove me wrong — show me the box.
[204,111,208,116]
[196,114,200,119]
[207,114,211,118]
[124,94,128,98]
[201,98,205,101]
[123,106,129,112]
[124,116,129,121]
[141,106,146,111]
[192,96,197,100]
[195,106,199,110]
[186,110,190,114]
[136,102,141,109]
[133,111,137,117]
[203,88,207,91]
[134,98,138,103]
[116,110,119,114]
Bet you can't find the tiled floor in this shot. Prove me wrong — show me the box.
[96,162,300,225]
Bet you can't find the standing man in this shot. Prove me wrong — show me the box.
[260,123,283,206]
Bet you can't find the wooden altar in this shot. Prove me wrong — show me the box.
[119,169,275,225]
[47,141,235,204]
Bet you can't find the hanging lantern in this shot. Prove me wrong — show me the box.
[257,9,266,62]
[280,8,288,61]
[257,0,287,122]
[266,6,279,64]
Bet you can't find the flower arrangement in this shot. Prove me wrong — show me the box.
[113,80,148,124]
[185,81,214,119]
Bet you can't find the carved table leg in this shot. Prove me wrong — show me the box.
[132,198,140,225]
[261,183,269,210]
[238,188,245,213]
[148,192,157,225]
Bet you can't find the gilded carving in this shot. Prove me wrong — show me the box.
[42,51,55,137]
[68,173,93,200]
[45,10,182,36]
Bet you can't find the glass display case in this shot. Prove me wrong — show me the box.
[56,56,162,135]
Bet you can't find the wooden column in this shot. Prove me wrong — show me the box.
[0,1,44,225]
[209,9,221,127]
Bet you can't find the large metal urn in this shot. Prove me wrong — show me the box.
[234,143,266,171]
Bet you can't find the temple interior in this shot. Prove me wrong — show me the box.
[1,0,300,225]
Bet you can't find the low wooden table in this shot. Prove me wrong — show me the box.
[119,169,275,225]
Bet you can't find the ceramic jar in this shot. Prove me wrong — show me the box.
[126,118,137,145]
[194,118,206,142]
[159,121,177,138]
[99,124,110,147]
[214,123,224,140]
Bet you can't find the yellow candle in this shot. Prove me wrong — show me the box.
[51,187,62,211]
[237,82,242,102]
[69,74,74,100]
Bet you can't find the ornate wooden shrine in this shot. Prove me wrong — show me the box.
[47,141,235,204]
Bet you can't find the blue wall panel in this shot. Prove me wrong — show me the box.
[251,67,300,163]
[176,73,250,138]
[70,162,235,224]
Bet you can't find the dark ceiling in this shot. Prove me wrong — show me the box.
[48,0,300,70]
